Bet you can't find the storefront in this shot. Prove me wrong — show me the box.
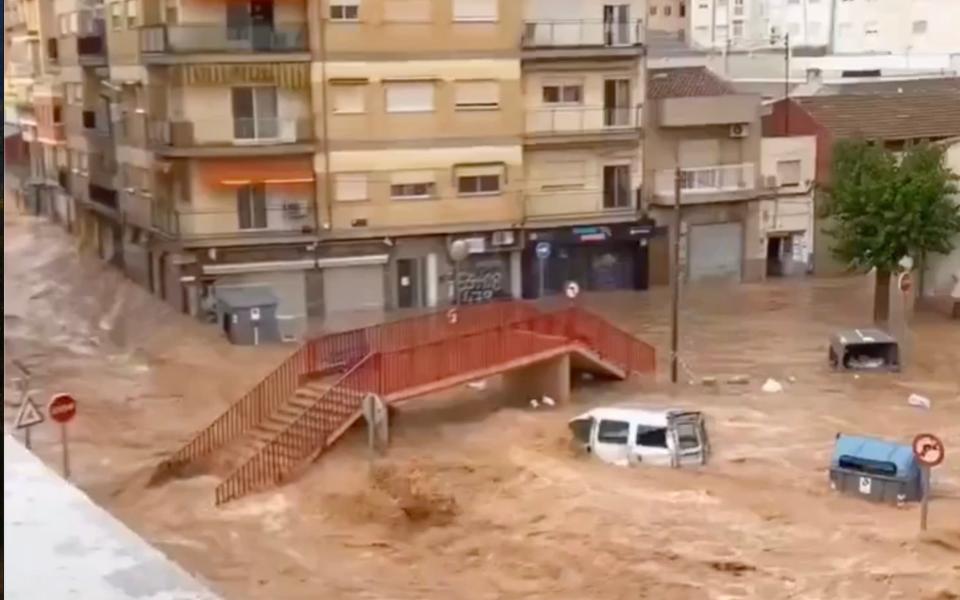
[522,221,658,298]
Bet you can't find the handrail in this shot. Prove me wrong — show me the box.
[215,353,377,505]
[150,342,317,482]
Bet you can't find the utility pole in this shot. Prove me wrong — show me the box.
[784,32,791,134]
[670,166,682,384]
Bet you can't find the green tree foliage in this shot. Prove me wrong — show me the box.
[823,139,960,321]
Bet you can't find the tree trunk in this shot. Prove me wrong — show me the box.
[874,269,891,324]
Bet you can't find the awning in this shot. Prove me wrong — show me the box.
[177,63,309,89]
[197,157,315,188]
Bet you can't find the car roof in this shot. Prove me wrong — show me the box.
[571,406,695,427]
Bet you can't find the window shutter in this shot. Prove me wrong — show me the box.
[391,170,436,185]
[335,173,368,201]
[454,81,499,108]
[453,0,498,21]
[385,82,434,112]
[332,84,365,113]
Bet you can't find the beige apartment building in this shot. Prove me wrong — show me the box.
[14,0,798,342]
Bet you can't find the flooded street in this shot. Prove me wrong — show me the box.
[5,207,960,600]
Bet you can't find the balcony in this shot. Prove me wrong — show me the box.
[522,20,644,60]
[88,183,119,212]
[140,24,309,63]
[151,203,318,243]
[77,33,106,65]
[83,110,111,137]
[149,118,314,157]
[652,163,758,205]
[525,106,641,146]
[525,187,636,224]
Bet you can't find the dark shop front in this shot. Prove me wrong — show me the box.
[522,221,657,298]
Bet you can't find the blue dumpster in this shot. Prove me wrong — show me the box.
[829,434,923,506]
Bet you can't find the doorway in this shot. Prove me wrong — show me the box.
[602,4,630,46]
[602,164,631,209]
[603,78,631,127]
[396,258,424,309]
[766,235,791,277]
[226,0,275,49]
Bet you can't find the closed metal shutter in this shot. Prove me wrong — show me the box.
[323,266,385,312]
[688,222,742,282]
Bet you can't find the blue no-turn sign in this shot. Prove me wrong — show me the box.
[535,242,551,260]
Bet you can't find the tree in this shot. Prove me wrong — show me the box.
[823,139,960,323]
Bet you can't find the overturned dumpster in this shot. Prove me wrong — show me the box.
[829,434,923,506]
[828,328,900,372]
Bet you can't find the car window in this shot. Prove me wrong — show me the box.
[568,417,593,444]
[636,426,667,448]
[676,423,700,450]
[597,419,629,445]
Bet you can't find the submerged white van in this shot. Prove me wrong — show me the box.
[568,407,710,468]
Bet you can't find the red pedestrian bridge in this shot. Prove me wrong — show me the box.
[150,301,656,505]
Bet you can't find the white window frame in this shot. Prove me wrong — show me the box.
[330,1,360,21]
[452,0,498,23]
[456,166,502,196]
[390,182,436,200]
[541,83,583,105]
[125,0,138,28]
[385,81,435,113]
[776,160,802,187]
[110,2,123,30]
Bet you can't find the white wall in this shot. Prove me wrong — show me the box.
[174,85,310,144]
[178,0,306,24]
[925,139,960,297]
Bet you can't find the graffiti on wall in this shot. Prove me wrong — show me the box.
[455,258,507,304]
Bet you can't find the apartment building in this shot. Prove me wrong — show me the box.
[520,0,652,297]
[688,0,959,54]
[6,0,662,341]
[644,67,765,283]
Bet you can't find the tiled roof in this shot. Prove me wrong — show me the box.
[648,67,737,99]
[813,77,960,96]
[794,90,960,140]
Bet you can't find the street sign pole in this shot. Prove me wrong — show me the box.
[538,257,545,299]
[535,242,551,299]
[911,432,945,532]
[48,393,78,480]
[61,423,71,479]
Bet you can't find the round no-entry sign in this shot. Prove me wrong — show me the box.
[912,433,945,467]
[48,393,77,424]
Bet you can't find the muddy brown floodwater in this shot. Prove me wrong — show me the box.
[4,206,960,600]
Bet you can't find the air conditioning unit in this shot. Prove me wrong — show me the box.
[491,230,515,247]
[729,123,748,138]
[282,202,306,219]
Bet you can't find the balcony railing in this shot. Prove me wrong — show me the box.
[526,106,640,135]
[77,33,106,59]
[150,118,312,149]
[654,163,757,200]
[151,204,318,239]
[140,24,308,54]
[522,19,644,48]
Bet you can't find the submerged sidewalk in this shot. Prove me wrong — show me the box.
[3,434,221,600]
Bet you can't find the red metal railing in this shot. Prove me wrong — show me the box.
[155,301,539,481]
[215,354,379,505]
[213,307,657,504]
[151,342,317,482]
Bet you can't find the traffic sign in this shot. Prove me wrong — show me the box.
[14,396,44,430]
[565,281,580,299]
[898,272,913,294]
[48,393,77,424]
[535,242,551,260]
[912,433,945,467]
[446,308,459,325]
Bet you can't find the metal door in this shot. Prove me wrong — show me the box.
[323,266,385,313]
[688,222,742,282]
[669,412,709,466]
[396,258,420,309]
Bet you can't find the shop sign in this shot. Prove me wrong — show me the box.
[573,226,611,242]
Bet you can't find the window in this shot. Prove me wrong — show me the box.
[52,105,63,125]
[331,84,366,114]
[776,159,802,186]
[913,20,927,34]
[457,170,500,195]
[454,80,499,110]
[385,81,434,113]
[390,171,435,199]
[330,1,360,21]
[110,2,123,30]
[635,426,667,448]
[664,5,672,16]
[231,86,279,139]
[125,0,138,28]
[236,183,267,230]
[335,173,368,202]
[603,165,631,209]
[597,420,629,445]
[649,5,657,16]
[679,2,686,17]
[732,20,743,39]
[808,21,822,37]
[542,84,582,104]
[716,24,728,39]
[787,22,800,36]
[453,0,497,22]
[384,0,429,22]
[864,21,878,35]
[787,0,800,4]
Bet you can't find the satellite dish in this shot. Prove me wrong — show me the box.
[449,239,469,263]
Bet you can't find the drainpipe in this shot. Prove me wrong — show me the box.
[317,5,334,235]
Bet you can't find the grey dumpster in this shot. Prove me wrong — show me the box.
[828,328,900,372]
[215,287,282,346]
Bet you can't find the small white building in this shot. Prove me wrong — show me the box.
[759,135,816,277]
[923,137,960,313]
